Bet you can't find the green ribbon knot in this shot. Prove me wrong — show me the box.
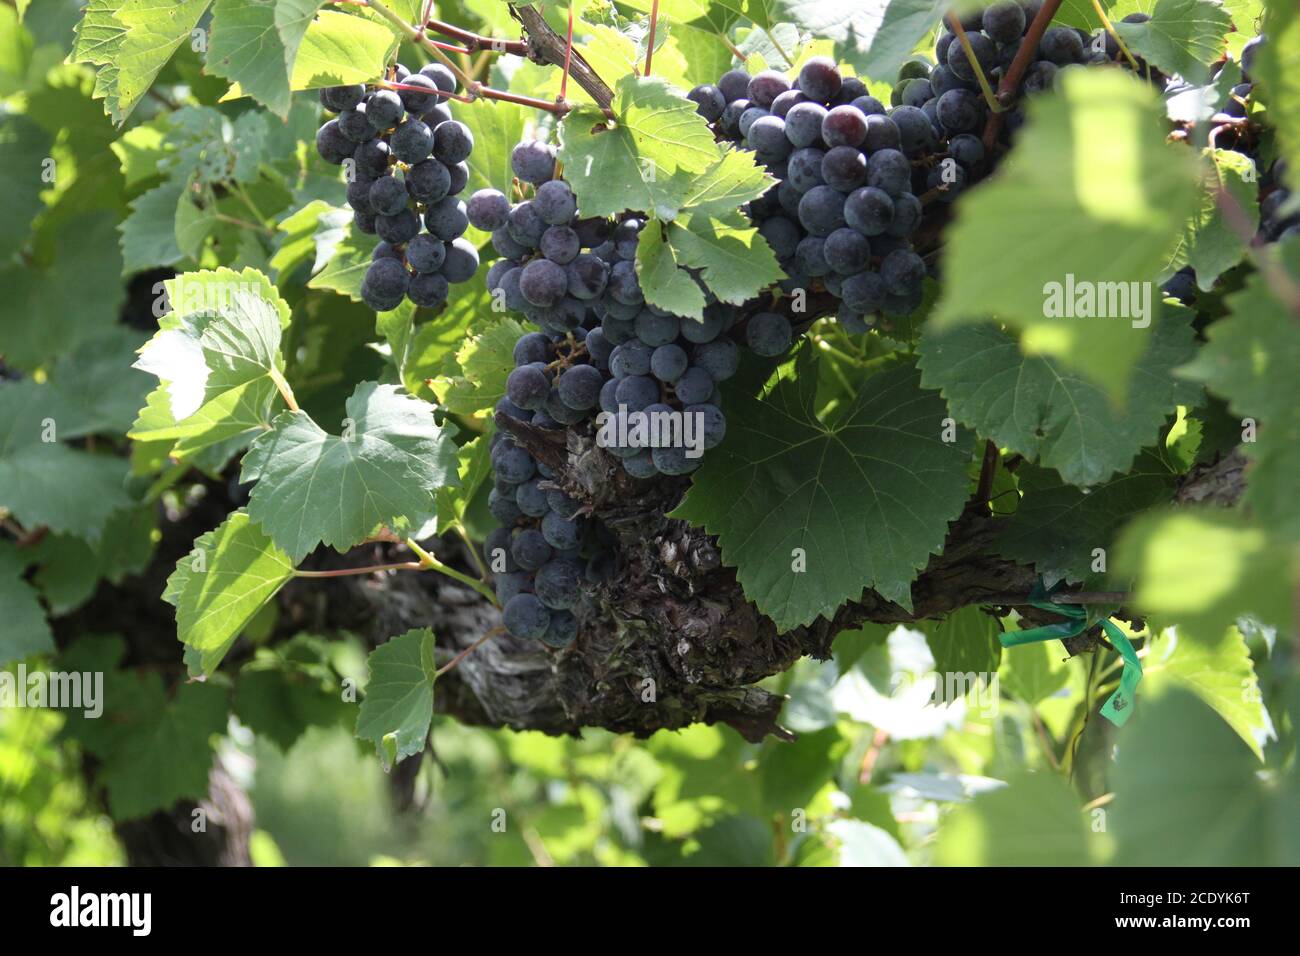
[998,581,1142,727]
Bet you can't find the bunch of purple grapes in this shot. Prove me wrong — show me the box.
[688,57,930,331]
[315,63,480,311]
[474,140,795,641]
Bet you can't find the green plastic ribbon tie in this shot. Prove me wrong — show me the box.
[998,581,1142,727]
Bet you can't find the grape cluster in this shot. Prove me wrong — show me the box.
[691,57,930,331]
[315,63,480,312]
[475,141,788,640]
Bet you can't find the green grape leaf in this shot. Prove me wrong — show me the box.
[435,432,494,532]
[1163,147,1258,290]
[636,221,708,319]
[1256,0,1300,192]
[175,191,217,260]
[355,628,436,767]
[1144,626,1273,759]
[673,355,973,629]
[430,316,530,417]
[207,0,294,117]
[120,178,186,274]
[132,267,290,458]
[97,677,229,820]
[1112,689,1298,865]
[1113,508,1295,642]
[919,607,1002,704]
[775,0,948,82]
[241,382,459,561]
[916,309,1201,487]
[998,636,1070,705]
[0,444,132,542]
[559,74,722,221]
[0,541,55,665]
[248,8,396,93]
[680,146,776,218]
[30,507,157,615]
[934,771,1092,865]
[271,199,349,279]
[454,98,526,198]
[0,113,52,263]
[164,510,297,676]
[932,69,1201,401]
[668,211,785,307]
[73,0,211,124]
[307,219,376,300]
[274,0,329,80]
[1114,0,1234,86]
[1179,239,1300,541]
[995,452,1179,584]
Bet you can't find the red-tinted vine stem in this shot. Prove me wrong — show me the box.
[560,4,575,102]
[645,0,661,76]
[423,17,529,56]
[981,0,1064,151]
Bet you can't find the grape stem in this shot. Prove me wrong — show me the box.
[561,3,575,101]
[1089,0,1141,72]
[946,13,1003,115]
[981,0,1064,150]
[405,537,502,607]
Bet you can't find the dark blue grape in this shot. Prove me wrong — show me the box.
[693,339,738,381]
[821,145,868,192]
[889,106,933,156]
[315,120,354,164]
[946,30,997,81]
[718,69,752,102]
[535,558,582,610]
[674,365,714,404]
[507,201,546,247]
[558,363,604,410]
[865,149,911,197]
[467,188,510,230]
[685,402,726,449]
[758,215,801,258]
[514,332,550,366]
[797,56,842,102]
[511,140,556,184]
[366,89,404,129]
[534,180,578,225]
[504,592,550,639]
[650,343,688,382]
[821,105,868,147]
[747,70,791,108]
[404,234,445,273]
[432,120,473,164]
[320,84,365,112]
[609,340,652,378]
[515,478,550,517]
[746,312,792,356]
[937,89,983,134]
[615,375,659,412]
[798,184,848,236]
[540,225,580,264]
[983,1,1026,44]
[824,227,872,274]
[880,248,926,294]
[406,159,451,203]
[608,260,642,305]
[375,208,420,245]
[688,84,727,121]
[795,235,830,276]
[441,238,479,282]
[566,254,609,300]
[842,270,886,313]
[1040,26,1084,65]
[541,511,583,550]
[770,88,808,118]
[520,258,568,308]
[887,192,922,237]
[787,147,827,192]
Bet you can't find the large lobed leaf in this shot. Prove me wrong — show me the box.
[240,382,459,561]
[673,353,973,630]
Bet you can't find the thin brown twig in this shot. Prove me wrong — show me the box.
[435,627,504,678]
[423,16,529,56]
